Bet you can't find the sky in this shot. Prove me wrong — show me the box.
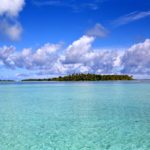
[0,0,150,80]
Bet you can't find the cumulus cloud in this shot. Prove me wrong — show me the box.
[122,39,150,74]
[63,35,121,74]
[0,36,150,78]
[86,23,108,37]
[0,43,62,71]
[0,0,25,41]
[0,19,22,41]
[0,45,16,68]
[63,35,95,64]
[0,0,25,17]
[0,35,121,75]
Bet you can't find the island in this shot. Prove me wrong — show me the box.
[22,74,133,81]
[0,80,14,82]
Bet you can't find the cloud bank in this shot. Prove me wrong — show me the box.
[0,35,150,78]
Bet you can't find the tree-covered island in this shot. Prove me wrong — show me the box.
[22,74,133,81]
[0,80,14,82]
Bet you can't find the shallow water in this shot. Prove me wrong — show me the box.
[0,81,150,150]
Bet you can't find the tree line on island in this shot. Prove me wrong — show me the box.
[0,80,14,82]
[22,73,133,81]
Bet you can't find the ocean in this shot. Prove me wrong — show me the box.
[0,81,150,150]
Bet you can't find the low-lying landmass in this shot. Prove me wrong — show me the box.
[0,80,14,82]
[22,74,133,81]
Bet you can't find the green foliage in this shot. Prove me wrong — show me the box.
[22,74,133,81]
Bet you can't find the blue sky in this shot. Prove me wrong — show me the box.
[0,0,150,79]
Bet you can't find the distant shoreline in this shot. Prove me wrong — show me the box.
[0,80,14,82]
[21,74,133,82]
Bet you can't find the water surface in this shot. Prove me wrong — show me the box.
[0,81,150,150]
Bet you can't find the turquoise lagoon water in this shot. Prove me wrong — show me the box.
[0,81,150,150]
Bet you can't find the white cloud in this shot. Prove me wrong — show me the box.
[0,43,62,70]
[0,36,150,78]
[0,0,25,17]
[122,39,150,74]
[63,35,95,64]
[0,19,22,41]
[31,43,61,68]
[113,11,150,26]
[86,23,108,37]
[0,45,16,68]
[0,0,25,41]
[63,35,121,74]
[32,0,101,11]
